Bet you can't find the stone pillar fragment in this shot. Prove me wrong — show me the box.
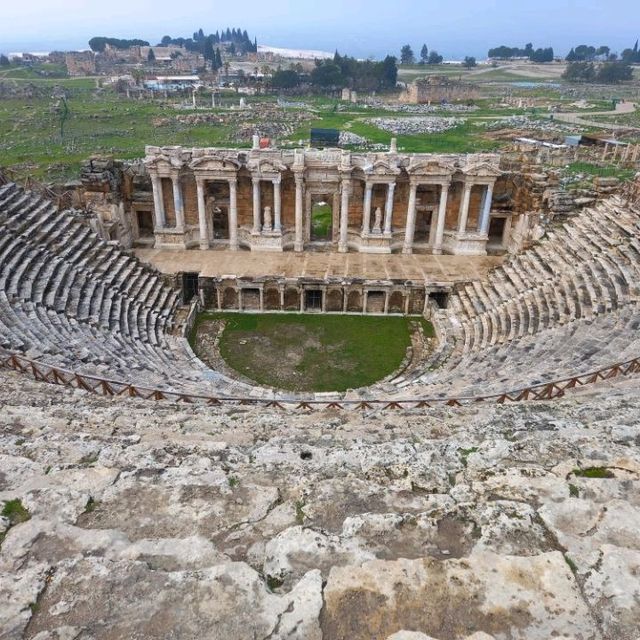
[294,174,304,252]
[228,178,239,251]
[339,178,351,253]
[171,175,185,231]
[478,183,494,235]
[362,183,373,235]
[196,178,209,250]
[457,183,473,234]
[433,182,449,255]
[252,178,261,234]
[273,179,282,233]
[402,182,418,254]
[384,183,395,235]
[151,175,166,229]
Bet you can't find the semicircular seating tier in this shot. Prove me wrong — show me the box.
[2,180,640,402]
[0,182,197,388]
[383,191,640,399]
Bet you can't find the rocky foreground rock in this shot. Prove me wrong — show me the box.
[1,369,639,639]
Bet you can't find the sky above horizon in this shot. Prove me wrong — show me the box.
[1,0,638,59]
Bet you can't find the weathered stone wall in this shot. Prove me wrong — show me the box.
[400,76,480,104]
[64,51,96,76]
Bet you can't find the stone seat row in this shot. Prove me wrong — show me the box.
[447,198,640,355]
[383,304,640,399]
[0,184,180,343]
[381,193,640,399]
[0,183,367,402]
[0,291,189,382]
[0,183,209,388]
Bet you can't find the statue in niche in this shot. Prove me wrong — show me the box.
[263,206,273,232]
[372,206,383,234]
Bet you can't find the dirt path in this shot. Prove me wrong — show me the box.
[552,100,639,131]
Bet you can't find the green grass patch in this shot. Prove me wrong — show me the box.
[0,89,243,181]
[311,202,332,239]
[573,467,615,479]
[1,499,31,525]
[84,497,98,513]
[567,162,636,182]
[193,312,427,392]
[564,554,578,574]
[458,447,479,467]
[295,500,306,525]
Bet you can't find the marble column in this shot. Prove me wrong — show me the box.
[151,175,166,229]
[273,178,282,233]
[362,182,373,235]
[502,215,513,250]
[294,174,304,252]
[196,178,209,250]
[228,178,239,251]
[383,182,395,235]
[171,175,185,231]
[457,183,473,234]
[252,177,261,234]
[432,182,449,255]
[402,182,418,254]
[339,178,351,253]
[478,183,494,235]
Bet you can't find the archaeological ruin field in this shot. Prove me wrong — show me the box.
[1,32,640,640]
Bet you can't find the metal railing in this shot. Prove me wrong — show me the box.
[1,347,639,411]
[0,170,76,210]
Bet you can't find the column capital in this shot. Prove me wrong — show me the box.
[271,176,282,185]
[227,176,238,186]
[252,176,261,186]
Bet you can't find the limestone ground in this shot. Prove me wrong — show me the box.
[191,313,432,392]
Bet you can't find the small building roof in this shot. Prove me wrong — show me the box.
[155,76,201,82]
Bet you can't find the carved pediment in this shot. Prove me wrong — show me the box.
[189,156,240,173]
[248,158,287,177]
[463,161,502,178]
[145,154,184,172]
[364,159,401,177]
[407,160,456,177]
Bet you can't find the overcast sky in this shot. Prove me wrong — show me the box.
[1,0,638,59]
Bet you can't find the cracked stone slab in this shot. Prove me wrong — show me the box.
[321,551,597,640]
[23,558,323,640]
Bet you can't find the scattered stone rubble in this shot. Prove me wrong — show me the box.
[483,116,576,134]
[367,116,463,135]
[338,131,387,150]
[1,367,639,639]
[367,100,480,115]
[151,104,315,143]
